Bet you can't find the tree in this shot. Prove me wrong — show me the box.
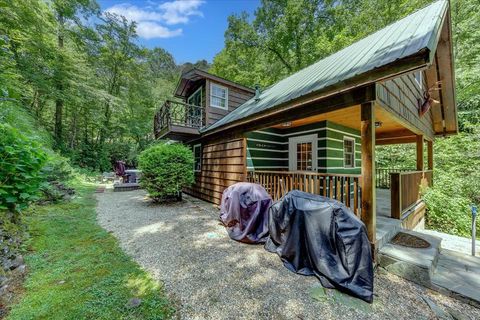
[211,0,432,87]
[51,0,99,148]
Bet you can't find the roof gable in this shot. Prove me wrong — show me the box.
[203,0,450,134]
[174,68,254,98]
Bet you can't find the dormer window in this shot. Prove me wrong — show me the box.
[210,83,228,110]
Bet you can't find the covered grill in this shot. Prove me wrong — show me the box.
[265,190,374,302]
[220,182,272,244]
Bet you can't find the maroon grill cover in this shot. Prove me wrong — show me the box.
[220,182,272,244]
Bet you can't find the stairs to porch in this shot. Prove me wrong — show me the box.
[377,228,480,306]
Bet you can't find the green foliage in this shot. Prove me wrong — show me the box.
[41,154,75,183]
[38,154,76,203]
[424,125,480,237]
[211,0,430,87]
[451,0,480,128]
[0,123,47,216]
[376,144,416,169]
[138,143,194,201]
[0,102,53,147]
[7,185,174,319]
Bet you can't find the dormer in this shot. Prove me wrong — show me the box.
[154,69,254,141]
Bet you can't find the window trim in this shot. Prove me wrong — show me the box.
[343,136,355,169]
[414,71,423,89]
[288,134,318,172]
[187,86,203,106]
[193,144,201,172]
[209,83,228,110]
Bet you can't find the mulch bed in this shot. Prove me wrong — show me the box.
[391,232,431,248]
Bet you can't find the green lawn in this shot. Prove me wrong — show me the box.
[7,184,174,320]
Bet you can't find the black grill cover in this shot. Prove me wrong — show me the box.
[220,182,272,244]
[265,190,374,302]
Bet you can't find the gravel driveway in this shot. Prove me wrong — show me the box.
[96,189,480,320]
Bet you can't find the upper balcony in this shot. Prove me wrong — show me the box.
[154,100,204,141]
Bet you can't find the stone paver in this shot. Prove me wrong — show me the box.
[419,229,480,257]
[431,249,480,304]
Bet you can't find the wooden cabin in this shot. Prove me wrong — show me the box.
[153,0,457,250]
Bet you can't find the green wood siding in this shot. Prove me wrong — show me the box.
[246,121,361,173]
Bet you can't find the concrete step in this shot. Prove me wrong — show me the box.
[376,216,402,250]
[430,249,480,306]
[378,230,442,287]
[113,183,141,192]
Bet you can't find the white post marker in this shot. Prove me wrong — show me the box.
[472,205,478,256]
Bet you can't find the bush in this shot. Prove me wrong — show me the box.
[0,123,47,219]
[138,142,194,201]
[424,126,480,238]
[41,154,75,183]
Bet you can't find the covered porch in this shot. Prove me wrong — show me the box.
[244,98,435,250]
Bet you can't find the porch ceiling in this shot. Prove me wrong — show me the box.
[271,104,415,142]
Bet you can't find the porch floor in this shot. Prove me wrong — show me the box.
[376,188,391,218]
[375,188,400,248]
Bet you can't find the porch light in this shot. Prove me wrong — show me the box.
[375,121,383,128]
[282,122,292,127]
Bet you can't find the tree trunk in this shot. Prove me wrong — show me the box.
[54,14,65,148]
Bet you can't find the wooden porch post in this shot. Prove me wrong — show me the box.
[361,102,376,247]
[416,135,424,171]
[427,140,433,170]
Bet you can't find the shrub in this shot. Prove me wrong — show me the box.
[41,154,75,183]
[0,123,47,220]
[424,127,480,238]
[138,142,194,201]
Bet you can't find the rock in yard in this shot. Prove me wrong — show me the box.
[0,276,7,286]
[445,307,468,320]
[0,284,8,297]
[422,296,453,320]
[309,286,328,302]
[125,297,142,309]
[9,255,24,270]
[13,264,26,275]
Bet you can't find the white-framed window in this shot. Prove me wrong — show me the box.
[193,144,201,172]
[414,71,423,88]
[210,83,228,110]
[343,137,355,168]
[288,134,317,172]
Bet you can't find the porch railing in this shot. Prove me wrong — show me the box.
[154,100,204,137]
[247,171,362,216]
[376,168,414,188]
[390,170,433,219]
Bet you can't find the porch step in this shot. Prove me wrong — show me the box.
[376,216,402,250]
[378,230,442,287]
[378,230,480,305]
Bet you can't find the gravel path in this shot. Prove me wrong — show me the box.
[96,190,480,320]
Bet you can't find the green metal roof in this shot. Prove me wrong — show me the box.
[203,0,448,133]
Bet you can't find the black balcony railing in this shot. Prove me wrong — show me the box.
[154,100,204,138]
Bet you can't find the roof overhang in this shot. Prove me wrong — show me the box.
[201,50,431,138]
[432,6,458,135]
